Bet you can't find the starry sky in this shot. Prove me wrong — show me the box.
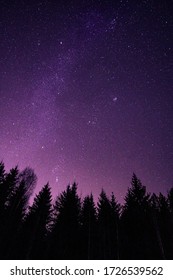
[0,0,172,201]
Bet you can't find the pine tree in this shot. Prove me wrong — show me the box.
[157,193,171,259]
[81,194,97,259]
[121,174,151,259]
[21,183,52,259]
[0,166,20,258]
[123,174,150,212]
[97,189,120,259]
[110,192,121,259]
[2,168,36,259]
[50,182,81,259]
[5,168,36,226]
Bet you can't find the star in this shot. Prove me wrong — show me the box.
[113,97,118,102]
[0,0,172,203]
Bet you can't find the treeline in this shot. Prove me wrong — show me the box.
[0,162,173,260]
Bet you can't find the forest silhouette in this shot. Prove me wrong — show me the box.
[0,161,173,260]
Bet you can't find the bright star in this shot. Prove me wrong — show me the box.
[113,97,118,102]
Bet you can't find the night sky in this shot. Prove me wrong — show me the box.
[0,0,172,201]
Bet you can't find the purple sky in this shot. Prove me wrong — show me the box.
[0,0,172,201]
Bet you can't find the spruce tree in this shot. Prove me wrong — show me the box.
[81,194,97,259]
[0,166,20,258]
[21,183,52,259]
[157,193,171,259]
[50,182,81,259]
[97,190,114,259]
[121,174,151,259]
[110,192,121,259]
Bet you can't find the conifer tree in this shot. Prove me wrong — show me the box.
[157,193,171,259]
[110,192,121,259]
[97,190,118,259]
[121,174,151,259]
[50,182,81,259]
[0,166,20,258]
[1,167,36,258]
[21,183,52,259]
[5,168,37,227]
[81,194,97,259]
[149,193,166,259]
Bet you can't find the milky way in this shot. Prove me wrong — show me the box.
[0,0,172,201]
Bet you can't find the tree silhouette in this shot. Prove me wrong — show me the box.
[110,192,121,259]
[0,167,37,258]
[0,166,20,258]
[50,182,81,259]
[154,193,172,259]
[121,174,152,259]
[149,193,166,259]
[80,194,97,259]
[0,162,173,260]
[97,190,120,259]
[20,183,52,259]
